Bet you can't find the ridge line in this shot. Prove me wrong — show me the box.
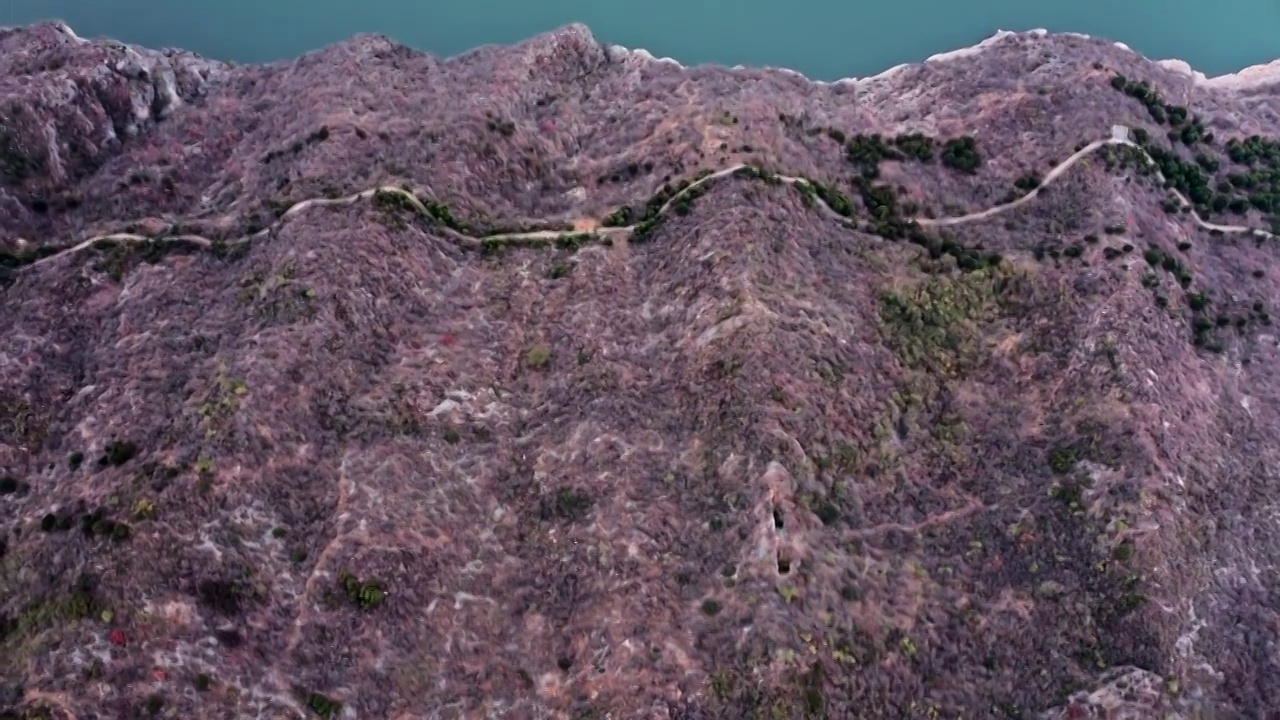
[12,125,1275,274]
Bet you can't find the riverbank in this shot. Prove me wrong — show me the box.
[615,27,1280,92]
[6,0,1280,85]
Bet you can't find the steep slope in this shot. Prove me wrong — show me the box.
[3,19,1280,720]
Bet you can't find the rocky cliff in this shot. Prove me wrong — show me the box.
[3,19,1280,720]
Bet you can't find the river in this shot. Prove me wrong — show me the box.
[4,0,1279,81]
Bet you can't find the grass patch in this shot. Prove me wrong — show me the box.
[524,344,553,370]
[877,266,1022,374]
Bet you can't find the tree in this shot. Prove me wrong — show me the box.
[940,136,982,174]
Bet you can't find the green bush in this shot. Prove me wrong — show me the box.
[892,133,936,162]
[338,571,386,610]
[539,487,594,523]
[601,206,633,227]
[940,136,982,174]
[306,691,343,718]
[104,440,137,466]
[1014,172,1042,192]
[1048,446,1078,474]
[813,500,840,526]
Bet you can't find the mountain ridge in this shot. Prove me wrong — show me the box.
[2,18,1280,720]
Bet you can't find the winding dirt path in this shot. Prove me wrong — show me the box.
[13,125,1275,274]
[913,137,1117,227]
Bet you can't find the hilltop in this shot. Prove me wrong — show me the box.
[3,19,1280,720]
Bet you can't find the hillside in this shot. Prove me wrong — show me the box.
[3,19,1280,720]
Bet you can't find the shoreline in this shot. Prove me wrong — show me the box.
[611,26,1280,92]
[30,18,1280,93]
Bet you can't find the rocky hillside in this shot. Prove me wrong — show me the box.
[3,19,1280,720]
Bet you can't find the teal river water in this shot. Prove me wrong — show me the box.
[4,0,1280,81]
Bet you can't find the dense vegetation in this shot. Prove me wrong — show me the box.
[841,132,981,179]
[12,88,1280,361]
[940,136,983,174]
[1108,74,1210,144]
[1107,74,1280,233]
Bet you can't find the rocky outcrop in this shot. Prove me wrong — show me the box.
[0,21,229,231]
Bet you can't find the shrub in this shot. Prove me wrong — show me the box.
[1113,541,1135,562]
[539,487,593,523]
[629,213,664,243]
[940,136,982,174]
[195,579,249,616]
[813,500,840,526]
[524,344,552,370]
[892,133,936,162]
[1048,446,1078,474]
[601,206,633,227]
[306,691,343,718]
[339,571,386,610]
[1014,172,1043,192]
[103,440,137,466]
